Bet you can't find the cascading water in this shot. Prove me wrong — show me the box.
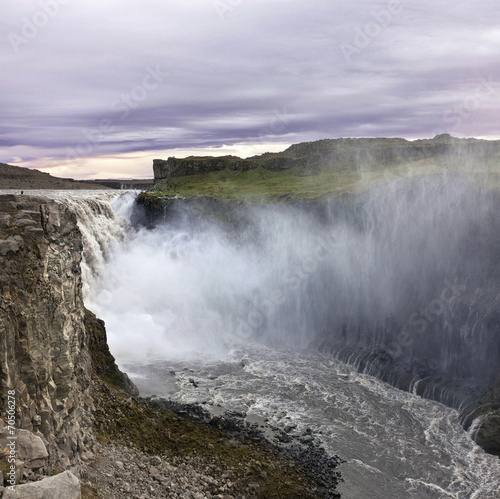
[14,183,500,498]
[50,190,137,297]
[91,175,500,420]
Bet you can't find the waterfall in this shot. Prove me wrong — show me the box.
[12,186,499,497]
[46,191,137,298]
[36,180,500,431]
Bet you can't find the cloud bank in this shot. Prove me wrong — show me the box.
[1,0,499,178]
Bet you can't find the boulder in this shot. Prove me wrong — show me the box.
[0,429,48,472]
[0,213,11,228]
[2,470,80,499]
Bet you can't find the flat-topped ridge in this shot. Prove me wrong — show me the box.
[153,134,500,182]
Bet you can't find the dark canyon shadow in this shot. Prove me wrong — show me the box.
[131,174,500,442]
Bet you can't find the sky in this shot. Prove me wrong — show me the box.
[1,0,499,179]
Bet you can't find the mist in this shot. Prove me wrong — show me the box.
[85,174,500,415]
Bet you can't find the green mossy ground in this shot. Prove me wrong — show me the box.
[143,155,500,205]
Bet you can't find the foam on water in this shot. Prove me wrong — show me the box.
[125,347,500,498]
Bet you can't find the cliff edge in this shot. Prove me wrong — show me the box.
[153,134,500,183]
[0,195,140,496]
[0,195,95,474]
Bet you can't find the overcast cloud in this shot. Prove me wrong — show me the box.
[1,0,499,178]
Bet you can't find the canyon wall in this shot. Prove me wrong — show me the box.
[0,194,95,474]
[133,182,500,457]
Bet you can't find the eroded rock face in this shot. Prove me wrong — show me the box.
[153,156,249,181]
[0,195,95,473]
[85,309,138,396]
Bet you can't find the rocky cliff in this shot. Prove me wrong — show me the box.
[153,156,249,180]
[0,195,96,475]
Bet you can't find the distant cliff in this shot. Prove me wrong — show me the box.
[0,163,152,190]
[153,134,500,182]
[0,163,107,190]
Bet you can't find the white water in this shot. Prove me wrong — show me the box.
[128,347,500,499]
[9,189,500,498]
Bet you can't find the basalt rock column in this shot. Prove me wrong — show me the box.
[0,195,95,472]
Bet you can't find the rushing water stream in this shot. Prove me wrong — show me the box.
[124,347,500,499]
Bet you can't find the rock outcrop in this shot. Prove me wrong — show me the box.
[85,309,138,396]
[152,153,305,182]
[153,155,249,181]
[0,195,95,476]
[0,424,49,476]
